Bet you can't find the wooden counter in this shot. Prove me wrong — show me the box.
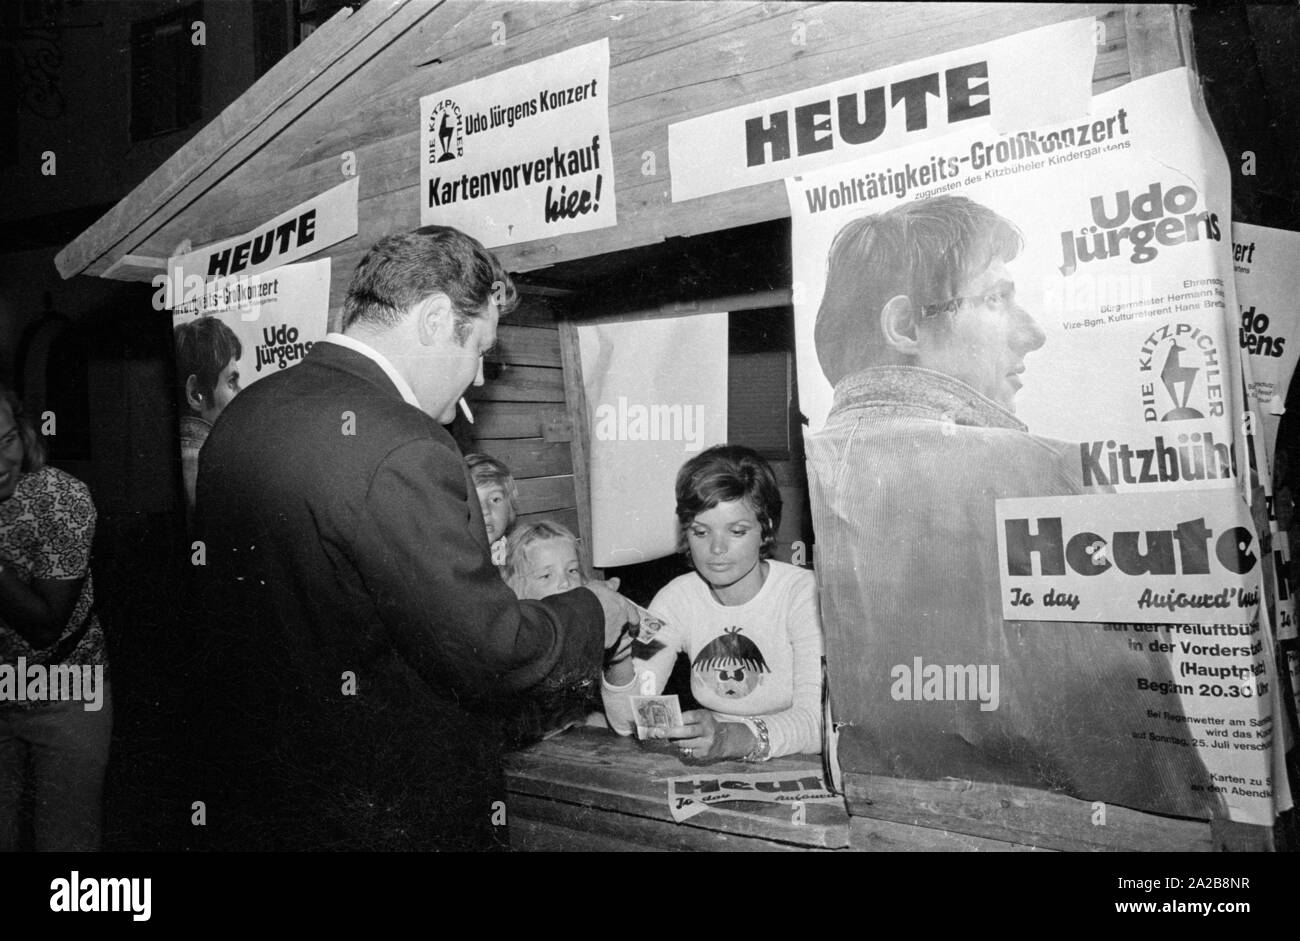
[503,727,849,851]
[504,728,1280,851]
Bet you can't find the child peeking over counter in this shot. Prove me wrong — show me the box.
[465,452,517,567]
[602,445,824,762]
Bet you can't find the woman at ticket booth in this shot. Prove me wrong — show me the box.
[601,444,824,761]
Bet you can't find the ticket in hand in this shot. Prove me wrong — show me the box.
[628,604,665,644]
[630,694,682,740]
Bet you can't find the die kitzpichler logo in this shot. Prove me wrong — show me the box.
[427,99,463,164]
[1139,322,1224,423]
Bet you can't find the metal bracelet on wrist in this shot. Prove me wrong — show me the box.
[742,716,771,762]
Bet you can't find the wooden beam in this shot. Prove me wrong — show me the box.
[557,318,596,576]
[70,2,1132,283]
[574,288,793,322]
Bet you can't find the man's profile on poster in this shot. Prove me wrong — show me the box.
[805,194,1222,819]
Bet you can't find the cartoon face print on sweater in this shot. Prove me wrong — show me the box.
[692,626,769,700]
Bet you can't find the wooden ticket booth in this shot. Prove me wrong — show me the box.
[57,1,1288,851]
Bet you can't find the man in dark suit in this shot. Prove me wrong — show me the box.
[186,227,637,851]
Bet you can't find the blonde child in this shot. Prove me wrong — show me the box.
[500,520,601,742]
[465,453,517,567]
[503,520,588,599]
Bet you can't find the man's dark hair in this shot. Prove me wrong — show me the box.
[814,195,1023,385]
[675,444,782,559]
[342,227,519,335]
[175,316,242,410]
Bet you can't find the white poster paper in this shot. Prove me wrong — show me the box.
[790,68,1237,453]
[170,259,331,514]
[995,491,1262,626]
[669,18,1096,203]
[790,65,1281,822]
[577,313,728,567]
[166,177,357,289]
[419,39,615,246]
[170,259,331,385]
[1234,222,1300,467]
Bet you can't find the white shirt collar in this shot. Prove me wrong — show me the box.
[323,332,421,410]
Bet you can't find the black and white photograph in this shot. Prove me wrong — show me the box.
[1,0,1297,924]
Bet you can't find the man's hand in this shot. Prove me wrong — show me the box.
[585,580,640,648]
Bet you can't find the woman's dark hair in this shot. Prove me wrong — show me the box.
[675,444,782,558]
[174,316,242,409]
[0,380,45,473]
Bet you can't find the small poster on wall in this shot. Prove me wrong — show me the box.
[169,259,331,514]
[164,177,357,290]
[419,38,616,247]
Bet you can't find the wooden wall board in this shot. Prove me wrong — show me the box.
[465,364,566,404]
[1126,4,1189,81]
[515,506,580,535]
[841,772,1215,852]
[514,474,579,515]
[474,437,574,479]
[487,325,562,368]
[469,401,568,439]
[848,816,1046,852]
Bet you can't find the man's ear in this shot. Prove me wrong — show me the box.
[414,292,454,345]
[184,374,206,412]
[880,294,922,356]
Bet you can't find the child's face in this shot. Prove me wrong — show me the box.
[477,483,512,543]
[518,539,584,599]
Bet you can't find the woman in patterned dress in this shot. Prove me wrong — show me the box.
[0,381,111,850]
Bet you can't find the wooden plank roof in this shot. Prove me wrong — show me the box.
[58,1,1179,314]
